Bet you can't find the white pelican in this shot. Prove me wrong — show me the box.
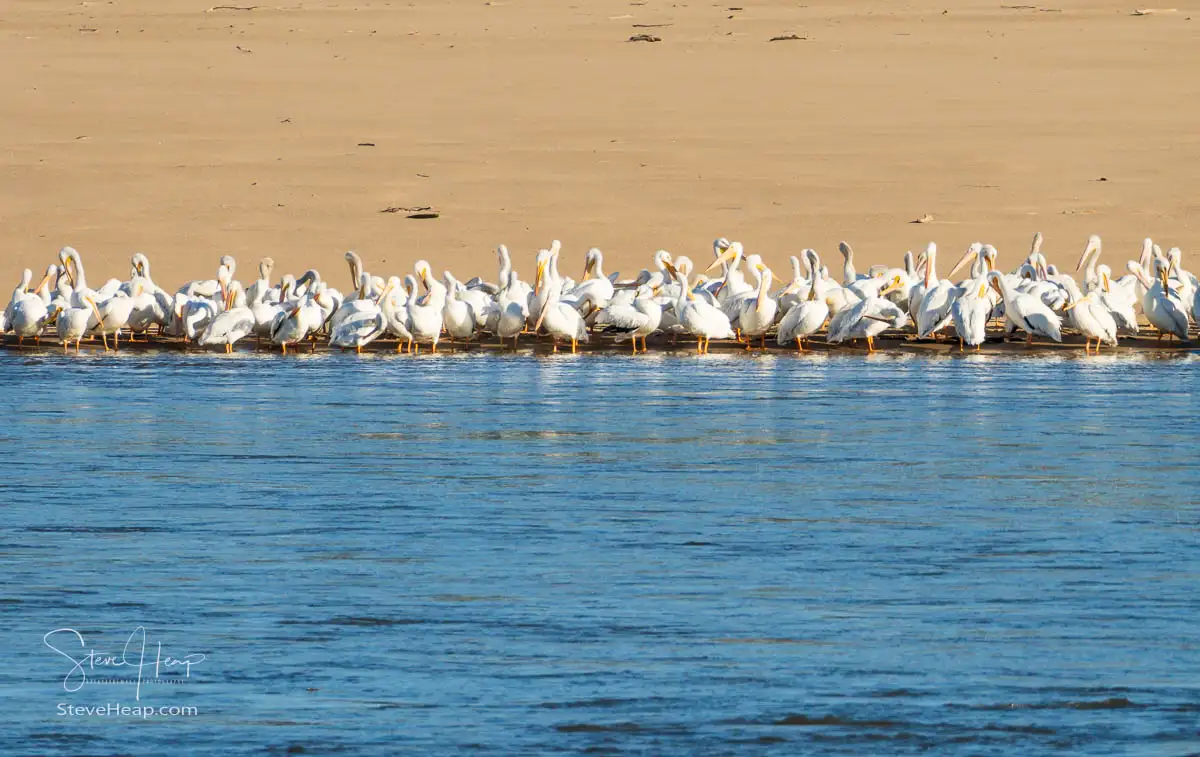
[916,242,967,339]
[1127,259,1189,342]
[89,288,137,351]
[532,256,589,352]
[407,260,447,352]
[380,275,416,353]
[54,288,104,352]
[906,242,938,324]
[594,284,663,353]
[1062,289,1117,353]
[496,271,529,349]
[827,276,908,352]
[442,272,480,345]
[564,248,616,318]
[10,268,54,346]
[246,258,276,306]
[838,241,868,286]
[708,241,754,312]
[987,271,1062,343]
[198,282,256,353]
[736,262,777,349]
[777,250,830,352]
[667,261,734,354]
[271,290,331,353]
[950,275,991,352]
[330,279,389,353]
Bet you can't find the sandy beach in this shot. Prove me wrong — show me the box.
[3,0,1198,289]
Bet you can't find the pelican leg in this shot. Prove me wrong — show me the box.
[35,335,40,347]
[101,332,110,351]
[867,335,875,354]
[432,341,438,353]
[796,339,803,353]
[356,345,363,354]
[571,338,577,354]
[282,342,287,354]
[975,343,981,352]
[761,335,766,350]
[16,336,22,348]
[745,337,752,351]
[697,338,704,354]
[632,339,637,355]
[513,336,519,350]
[310,339,315,354]
[553,341,559,353]
[959,338,964,353]
[76,339,82,352]
[1025,332,1033,346]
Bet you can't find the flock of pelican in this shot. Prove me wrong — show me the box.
[1,234,1196,355]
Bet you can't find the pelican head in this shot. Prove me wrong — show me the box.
[414,260,433,290]
[948,242,984,279]
[1076,235,1101,272]
[880,275,905,297]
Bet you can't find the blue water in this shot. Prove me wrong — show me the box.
[1,350,1198,756]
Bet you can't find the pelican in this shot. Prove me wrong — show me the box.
[442,272,480,345]
[1127,259,1189,342]
[330,279,389,353]
[827,276,908,352]
[593,284,662,353]
[1062,289,1117,354]
[736,262,777,349]
[565,248,615,318]
[496,271,529,349]
[532,256,589,352]
[54,288,104,352]
[271,290,331,353]
[987,271,1062,343]
[407,260,447,352]
[89,287,138,351]
[916,242,966,339]
[906,242,938,324]
[838,241,868,286]
[246,258,276,306]
[10,268,54,346]
[947,247,995,352]
[667,260,735,354]
[198,282,256,353]
[379,275,416,353]
[777,250,830,352]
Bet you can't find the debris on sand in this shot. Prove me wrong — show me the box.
[911,214,934,224]
[381,206,440,219]
[1132,8,1176,15]
[629,33,662,42]
[769,33,807,41]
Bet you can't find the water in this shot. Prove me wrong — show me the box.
[1,350,1198,755]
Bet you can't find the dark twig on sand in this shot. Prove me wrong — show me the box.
[769,33,807,41]
[629,34,662,42]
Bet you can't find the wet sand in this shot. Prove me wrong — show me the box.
[3,0,1199,289]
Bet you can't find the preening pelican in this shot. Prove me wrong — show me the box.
[1127,259,1189,341]
[777,250,830,352]
[736,262,778,349]
[1062,289,1118,353]
[55,289,104,352]
[408,260,447,352]
[533,256,589,353]
[668,260,735,354]
[988,270,1062,343]
[827,275,908,352]
[594,284,663,353]
[198,282,256,353]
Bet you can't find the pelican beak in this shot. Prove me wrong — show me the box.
[977,282,987,298]
[705,248,738,273]
[1075,239,1093,271]
[880,277,904,296]
[581,258,593,280]
[947,247,977,278]
[1062,300,1078,311]
[374,281,394,304]
[1102,272,1110,292]
[87,298,104,328]
[535,260,547,293]
[651,285,662,296]
[686,287,696,301]
[663,260,678,277]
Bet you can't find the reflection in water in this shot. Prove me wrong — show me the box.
[0,351,1198,756]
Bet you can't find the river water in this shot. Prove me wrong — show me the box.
[1,350,1197,755]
